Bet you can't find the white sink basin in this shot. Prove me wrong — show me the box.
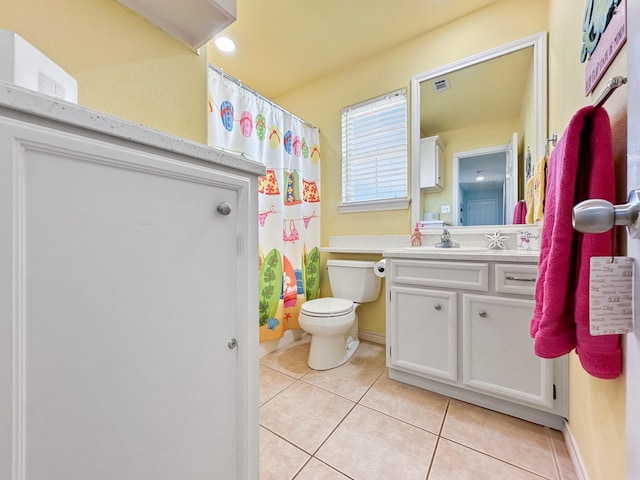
[404,246,488,252]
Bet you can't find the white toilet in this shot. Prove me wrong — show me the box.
[298,259,382,370]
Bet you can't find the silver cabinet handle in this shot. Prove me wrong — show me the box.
[434,304,442,311]
[217,202,232,216]
[478,311,488,318]
[505,276,537,282]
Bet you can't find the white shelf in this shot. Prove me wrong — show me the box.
[118,0,236,50]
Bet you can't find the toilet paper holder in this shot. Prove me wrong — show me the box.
[374,259,387,278]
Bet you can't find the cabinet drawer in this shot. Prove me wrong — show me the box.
[391,260,488,291]
[495,264,538,296]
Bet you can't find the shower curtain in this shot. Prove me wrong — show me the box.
[207,66,322,342]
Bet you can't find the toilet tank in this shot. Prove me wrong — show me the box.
[327,259,382,303]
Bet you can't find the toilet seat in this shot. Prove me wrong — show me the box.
[301,297,353,317]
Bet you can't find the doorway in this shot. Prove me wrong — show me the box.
[452,133,518,226]
[453,146,506,226]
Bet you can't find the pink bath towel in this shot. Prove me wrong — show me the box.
[513,200,527,224]
[530,105,621,379]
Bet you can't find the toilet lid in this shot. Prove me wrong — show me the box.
[301,298,354,316]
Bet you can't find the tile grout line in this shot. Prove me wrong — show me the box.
[438,437,551,479]
[303,365,389,479]
[258,373,301,408]
[261,343,564,480]
[424,398,452,480]
[307,363,386,454]
[546,426,564,480]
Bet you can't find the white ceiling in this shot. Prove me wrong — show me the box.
[208,0,502,99]
[419,46,534,137]
[459,152,506,192]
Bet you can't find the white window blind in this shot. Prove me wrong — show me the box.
[341,89,408,210]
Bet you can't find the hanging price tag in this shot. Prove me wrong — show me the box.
[589,256,634,335]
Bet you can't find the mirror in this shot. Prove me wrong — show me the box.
[410,32,547,228]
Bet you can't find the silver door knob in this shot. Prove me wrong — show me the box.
[217,202,232,216]
[434,304,442,311]
[572,189,640,238]
[478,311,487,318]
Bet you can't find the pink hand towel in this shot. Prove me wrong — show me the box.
[513,200,527,224]
[530,105,621,379]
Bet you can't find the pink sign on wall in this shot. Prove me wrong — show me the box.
[584,0,627,95]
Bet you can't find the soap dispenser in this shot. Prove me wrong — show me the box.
[411,223,422,247]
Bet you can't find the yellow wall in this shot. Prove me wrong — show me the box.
[0,0,208,143]
[1,0,626,476]
[549,1,627,479]
[274,1,627,477]
[276,0,548,244]
[275,0,548,335]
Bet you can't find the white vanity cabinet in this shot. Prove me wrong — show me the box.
[419,135,444,192]
[386,257,568,428]
[0,85,262,480]
[390,286,458,382]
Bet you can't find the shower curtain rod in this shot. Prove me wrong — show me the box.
[208,64,318,130]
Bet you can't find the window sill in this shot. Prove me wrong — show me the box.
[338,198,410,214]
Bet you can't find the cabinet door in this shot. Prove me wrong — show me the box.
[462,294,554,409]
[0,118,252,479]
[388,286,457,382]
[419,136,444,192]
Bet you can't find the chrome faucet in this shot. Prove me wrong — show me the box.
[435,228,460,248]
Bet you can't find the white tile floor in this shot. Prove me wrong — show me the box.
[259,339,577,480]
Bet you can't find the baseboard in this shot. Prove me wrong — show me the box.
[562,420,589,480]
[358,329,386,345]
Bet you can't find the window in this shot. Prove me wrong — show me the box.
[340,89,409,213]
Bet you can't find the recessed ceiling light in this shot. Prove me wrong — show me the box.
[476,176,485,181]
[214,36,236,53]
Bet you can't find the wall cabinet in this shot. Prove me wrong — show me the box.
[386,257,567,429]
[419,135,444,192]
[118,0,236,49]
[0,85,262,480]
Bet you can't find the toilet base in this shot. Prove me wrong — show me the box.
[307,336,360,370]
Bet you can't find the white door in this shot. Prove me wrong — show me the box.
[0,118,245,479]
[627,1,640,476]
[467,199,498,225]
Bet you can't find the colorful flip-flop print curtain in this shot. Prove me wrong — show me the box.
[208,66,322,342]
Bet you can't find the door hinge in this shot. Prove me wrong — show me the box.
[553,383,557,400]
[389,291,391,302]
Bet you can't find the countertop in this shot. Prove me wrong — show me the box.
[0,82,266,177]
[322,235,540,263]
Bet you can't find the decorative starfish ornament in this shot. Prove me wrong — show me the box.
[485,230,508,249]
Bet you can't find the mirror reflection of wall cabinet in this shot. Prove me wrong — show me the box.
[419,135,444,192]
